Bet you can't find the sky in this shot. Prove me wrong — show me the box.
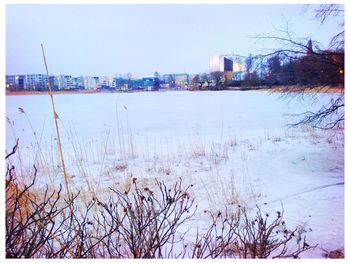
[6,4,343,78]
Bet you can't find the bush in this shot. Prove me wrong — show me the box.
[5,142,316,258]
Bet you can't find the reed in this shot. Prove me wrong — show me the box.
[41,44,81,255]
[41,44,71,199]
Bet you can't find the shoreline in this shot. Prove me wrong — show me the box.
[5,85,343,96]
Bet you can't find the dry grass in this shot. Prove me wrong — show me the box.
[267,85,344,93]
[6,154,317,258]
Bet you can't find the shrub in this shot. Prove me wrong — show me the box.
[5,142,316,258]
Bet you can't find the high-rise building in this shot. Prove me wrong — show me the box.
[210,55,245,81]
[210,55,231,72]
[210,55,234,80]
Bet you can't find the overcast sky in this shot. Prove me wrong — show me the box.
[6,4,342,78]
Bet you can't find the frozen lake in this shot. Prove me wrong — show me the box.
[5,90,344,258]
[5,90,336,149]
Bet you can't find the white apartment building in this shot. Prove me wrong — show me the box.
[82,76,100,89]
[25,74,48,89]
[100,76,116,88]
[55,75,75,90]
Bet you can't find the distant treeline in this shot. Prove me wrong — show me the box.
[192,47,344,91]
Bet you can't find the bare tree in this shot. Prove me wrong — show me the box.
[125,73,132,80]
[313,4,344,50]
[200,73,211,88]
[255,4,344,129]
[210,71,225,90]
[191,74,200,89]
[167,74,175,88]
[245,53,254,75]
[153,71,161,90]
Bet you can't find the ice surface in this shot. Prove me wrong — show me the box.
[5,90,344,258]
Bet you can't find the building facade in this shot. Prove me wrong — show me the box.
[210,55,245,81]
[25,74,48,90]
[100,76,116,89]
[81,76,99,89]
[6,75,25,90]
[55,75,75,90]
[163,73,189,87]
[142,77,154,90]
[73,76,85,89]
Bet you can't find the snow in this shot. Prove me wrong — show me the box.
[5,90,344,258]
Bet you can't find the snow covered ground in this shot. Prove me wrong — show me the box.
[5,90,344,258]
